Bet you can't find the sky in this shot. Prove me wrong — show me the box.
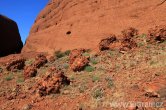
[0,0,48,44]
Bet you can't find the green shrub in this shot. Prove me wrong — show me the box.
[82,52,90,57]
[139,33,147,38]
[64,50,71,56]
[105,77,114,88]
[0,67,3,73]
[137,42,145,47]
[17,73,24,83]
[150,61,157,65]
[84,66,95,72]
[63,63,69,69]
[25,59,35,66]
[109,50,115,57]
[92,75,100,82]
[17,78,24,83]
[90,58,98,65]
[54,51,65,58]
[54,50,71,59]
[70,75,75,81]
[5,73,13,81]
[86,49,91,53]
[79,85,87,93]
[92,88,104,99]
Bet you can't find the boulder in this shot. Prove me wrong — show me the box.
[33,54,47,69]
[6,58,25,72]
[24,66,37,79]
[70,56,89,72]
[35,67,70,96]
[147,25,166,43]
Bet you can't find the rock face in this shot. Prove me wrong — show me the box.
[22,0,166,53]
[0,15,23,57]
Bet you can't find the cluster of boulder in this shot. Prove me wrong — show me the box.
[24,54,47,79]
[5,54,47,79]
[99,27,138,52]
[147,25,166,43]
[6,58,25,72]
[35,67,70,96]
[4,54,71,97]
[99,25,166,51]
[69,49,89,72]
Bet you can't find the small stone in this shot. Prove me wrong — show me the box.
[63,90,70,95]
[144,79,166,98]
[22,104,32,110]
[19,94,26,99]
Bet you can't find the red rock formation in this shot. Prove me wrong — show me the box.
[147,25,166,43]
[35,67,70,96]
[99,28,138,51]
[23,54,47,79]
[69,49,89,71]
[99,35,117,51]
[69,49,85,65]
[22,0,166,53]
[24,66,37,79]
[0,15,23,57]
[33,54,47,69]
[70,56,89,72]
[6,58,25,72]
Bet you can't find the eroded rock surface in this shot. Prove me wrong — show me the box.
[22,0,166,53]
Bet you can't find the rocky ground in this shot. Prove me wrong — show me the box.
[0,26,166,110]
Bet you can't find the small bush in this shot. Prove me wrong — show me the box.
[90,58,98,65]
[84,66,95,72]
[63,63,69,69]
[139,33,147,38]
[137,42,144,47]
[92,75,100,82]
[0,67,3,73]
[105,77,114,88]
[109,50,115,57]
[5,73,13,81]
[82,52,90,57]
[64,50,71,56]
[25,59,35,66]
[70,75,75,81]
[86,49,91,53]
[79,85,87,93]
[17,78,24,83]
[17,73,24,83]
[149,61,157,65]
[92,88,104,99]
[54,51,65,58]
[55,50,71,59]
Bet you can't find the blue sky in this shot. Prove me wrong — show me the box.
[0,0,48,44]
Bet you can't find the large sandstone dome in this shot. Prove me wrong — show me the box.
[0,15,23,57]
[22,0,166,53]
